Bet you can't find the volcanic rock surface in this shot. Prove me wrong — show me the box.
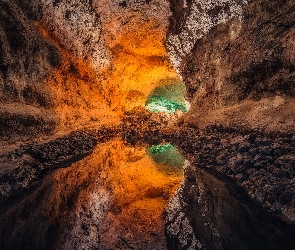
[0,0,178,144]
[167,0,295,132]
[165,126,295,249]
[1,0,295,250]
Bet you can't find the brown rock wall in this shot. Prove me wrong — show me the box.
[0,0,180,143]
[167,0,295,132]
[0,0,60,141]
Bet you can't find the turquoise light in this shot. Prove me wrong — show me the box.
[145,80,188,114]
[149,143,174,154]
[147,143,185,170]
[146,95,187,114]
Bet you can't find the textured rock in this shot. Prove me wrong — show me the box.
[31,0,111,71]
[0,145,112,250]
[165,0,295,234]
[167,0,248,72]
[0,0,181,143]
[0,129,99,201]
[166,160,295,250]
[173,126,295,225]
[92,0,180,112]
[0,138,182,250]
[0,0,60,140]
[1,0,295,249]
[167,0,295,132]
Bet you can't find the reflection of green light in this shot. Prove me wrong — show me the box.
[146,95,187,114]
[147,143,185,171]
[149,143,174,154]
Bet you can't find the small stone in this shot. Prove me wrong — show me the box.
[255,191,266,203]
[257,140,272,146]
[235,173,248,182]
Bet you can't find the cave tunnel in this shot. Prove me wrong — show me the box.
[145,78,189,114]
[2,0,295,250]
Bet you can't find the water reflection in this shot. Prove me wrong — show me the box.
[2,138,293,250]
[147,143,185,170]
[165,159,295,250]
[0,139,184,250]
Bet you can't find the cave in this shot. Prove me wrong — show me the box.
[1,0,295,250]
[145,80,188,114]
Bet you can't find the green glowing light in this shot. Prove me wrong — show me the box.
[149,143,174,154]
[147,143,185,170]
[146,95,187,114]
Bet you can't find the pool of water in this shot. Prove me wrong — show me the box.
[0,139,184,249]
[1,138,294,250]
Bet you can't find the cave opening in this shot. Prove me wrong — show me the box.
[145,79,189,114]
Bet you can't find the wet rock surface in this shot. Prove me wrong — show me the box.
[0,130,96,202]
[0,126,121,202]
[166,161,295,250]
[172,126,295,225]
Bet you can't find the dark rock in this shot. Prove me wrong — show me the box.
[238,144,250,152]
[273,169,290,178]
[247,133,258,144]
[235,173,248,182]
[259,146,273,156]
[0,129,98,201]
[248,148,259,157]
[257,140,273,147]
[173,127,295,228]
[244,159,254,168]
[255,191,266,203]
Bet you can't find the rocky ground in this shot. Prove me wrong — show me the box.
[172,125,295,224]
[0,126,121,202]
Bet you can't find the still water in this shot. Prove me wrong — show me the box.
[2,138,294,250]
[0,139,184,249]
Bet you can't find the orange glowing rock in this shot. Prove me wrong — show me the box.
[34,3,183,130]
[50,139,184,248]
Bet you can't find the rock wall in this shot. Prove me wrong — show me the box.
[167,0,295,132]
[166,158,295,250]
[165,2,295,248]
[167,0,248,72]
[11,0,119,136]
[0,1,60,141]
[0,0,182,144]
[92,0,180,111]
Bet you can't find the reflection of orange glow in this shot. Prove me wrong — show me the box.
[50,139,183,248]
[105,139,182,209]
[99,139,182,248]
